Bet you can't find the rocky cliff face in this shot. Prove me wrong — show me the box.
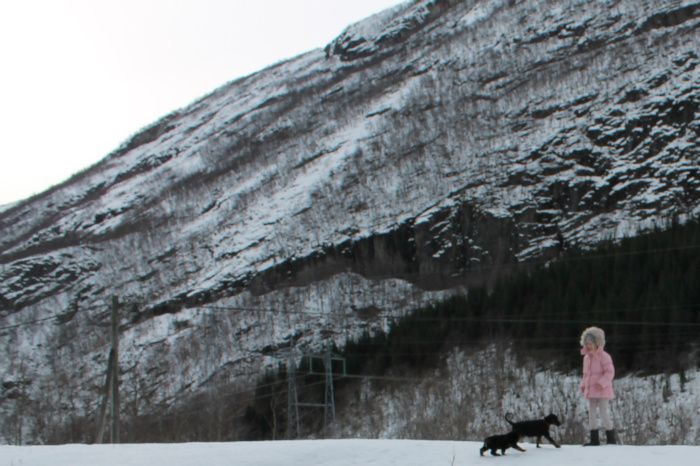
[1,0,699,440]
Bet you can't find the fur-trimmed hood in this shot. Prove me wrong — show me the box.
[580,326,606,348]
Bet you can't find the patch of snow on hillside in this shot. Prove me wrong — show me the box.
[458,0,502,28]
[0,201,18,213]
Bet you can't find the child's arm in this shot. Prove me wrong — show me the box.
[598,352,615,388]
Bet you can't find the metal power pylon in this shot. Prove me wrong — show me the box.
[285,345,346,439]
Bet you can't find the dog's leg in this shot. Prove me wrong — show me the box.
[513,444,526,452]
[536,436,542,448]
[490,449,500,456]
[545,433,561,448]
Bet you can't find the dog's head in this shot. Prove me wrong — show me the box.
[545,414,561,426]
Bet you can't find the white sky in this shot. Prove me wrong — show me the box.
[0,0,405,206]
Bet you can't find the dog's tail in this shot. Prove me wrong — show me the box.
[505,412,515,426]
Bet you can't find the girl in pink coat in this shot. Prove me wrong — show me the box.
[579,326,616,446]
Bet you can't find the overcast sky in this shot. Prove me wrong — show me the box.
[0,0,405,206]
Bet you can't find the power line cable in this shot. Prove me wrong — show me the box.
[3,232,700,327]
[3,299,690,332]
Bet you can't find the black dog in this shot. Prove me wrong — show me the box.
[479,430,525,456]
[505,413,561,448]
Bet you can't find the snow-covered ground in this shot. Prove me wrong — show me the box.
[0,439,698,466]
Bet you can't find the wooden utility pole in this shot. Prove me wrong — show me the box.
[110,296,120,443]
[286,349,299,439]
[94,296,122,444]
[96,350,114,443]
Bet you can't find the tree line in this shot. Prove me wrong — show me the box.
[242,217,700,440]
[342,217,700,378]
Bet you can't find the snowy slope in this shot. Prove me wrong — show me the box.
[1,0,699,443]
[1,440,699,466]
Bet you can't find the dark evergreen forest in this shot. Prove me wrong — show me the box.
[343,218,700,378]
[241,218,700,440]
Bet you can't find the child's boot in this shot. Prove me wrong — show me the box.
[605,429,617,445]
[583,430,600,446]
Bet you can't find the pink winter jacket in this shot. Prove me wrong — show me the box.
[579,347,615,400]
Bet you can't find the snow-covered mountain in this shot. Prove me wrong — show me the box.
[1,0,699,441]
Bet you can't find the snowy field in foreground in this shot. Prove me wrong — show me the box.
[1,439,698,466]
